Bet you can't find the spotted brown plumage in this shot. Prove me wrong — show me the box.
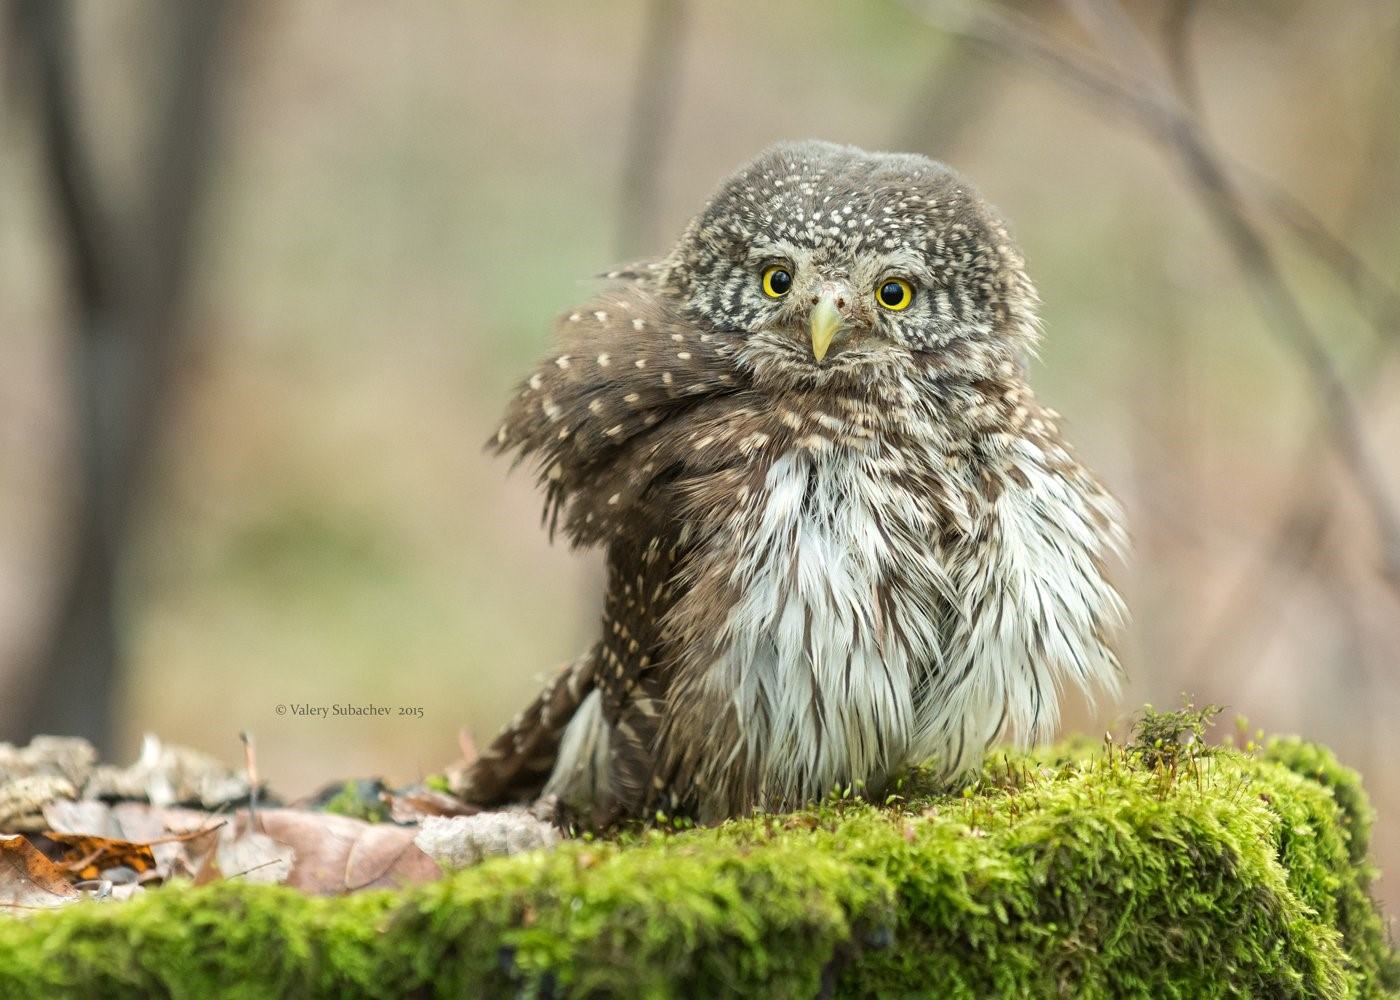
[456,141,1127,825]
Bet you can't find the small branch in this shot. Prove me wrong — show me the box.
[9,0,111,312]
[1062,0,1169,89]
[240,731,261,832]
[1159,0,1202,114]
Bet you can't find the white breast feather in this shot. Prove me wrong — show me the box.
[703,433,1124,805]
[704,447,943,801]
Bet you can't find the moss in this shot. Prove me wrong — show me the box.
[1263,738,1400,996]
[319,779,392,824]
[0,741,1393,999]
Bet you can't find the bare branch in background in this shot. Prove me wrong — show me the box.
[1246,167,1400,345]
[1160,0,1400,346]
[1159,0,1202,114]
[900,0,1400,590]
[8,0,238,752]
[1061,0,1169,87]
[616,0,687,259]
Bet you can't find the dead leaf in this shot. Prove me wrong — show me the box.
[42,833,158,882]
[218,831,293,885]
[0,835,80,915]
[253,809,439,894]
[192,842,223,886]
[41,799,122,839]
[43,800,225,883]
[385,786,480,824]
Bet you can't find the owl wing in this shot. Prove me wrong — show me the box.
[490,284,742,546]
[577,392,776,820]
[459,285,748,814]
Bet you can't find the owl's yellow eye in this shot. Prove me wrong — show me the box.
[877,278,914,311]
[761,264,793,298]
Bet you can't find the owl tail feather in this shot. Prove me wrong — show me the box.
[452,646,599,808]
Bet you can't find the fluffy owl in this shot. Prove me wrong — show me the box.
[458,140,1126,826]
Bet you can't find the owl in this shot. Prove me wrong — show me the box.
[457,140,1126,826]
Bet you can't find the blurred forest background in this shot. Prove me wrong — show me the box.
[1,0,1398,908]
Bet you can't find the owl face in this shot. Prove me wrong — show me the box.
[662,141,1035,379]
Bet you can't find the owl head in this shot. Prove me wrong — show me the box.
[659,140,1038,384]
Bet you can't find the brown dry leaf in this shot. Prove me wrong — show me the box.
[191,841,223,886]
[254,809,439,895]
[41,799,122,839]
[0,835,80,915]
[43,800,226,882]
[109,802,225,844]
[218,830,294,885]
[385,786,479,824]
[42,832,158,882]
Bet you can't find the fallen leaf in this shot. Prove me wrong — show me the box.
[42,833,158,882]
[41,800,122,839]
[218,831,293,885]
[191,842,223,886]
[0,835,80,915]
[43,800,226,884]
[384,787,480,824]
[254,809,439,894]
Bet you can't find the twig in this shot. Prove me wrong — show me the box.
[225,857,289,881]
[240,730,261,832]
[1243,165,1400,344]
[1062,0,1169,88]
[1151,1,1400,660]
[9,1,111,310]
[145,819,229,847]
[1159,0,1202,114]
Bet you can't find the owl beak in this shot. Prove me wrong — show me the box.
[809,292,844,363]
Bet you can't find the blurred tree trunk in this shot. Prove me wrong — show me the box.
[616,0,686,260]
[8,0,237,753]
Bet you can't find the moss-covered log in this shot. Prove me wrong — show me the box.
[0,738,1393,998]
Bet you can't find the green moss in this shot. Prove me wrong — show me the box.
[319,780,391,824]
[0,741,1392,999]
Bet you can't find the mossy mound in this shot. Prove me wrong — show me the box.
[0,739,1393,998]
